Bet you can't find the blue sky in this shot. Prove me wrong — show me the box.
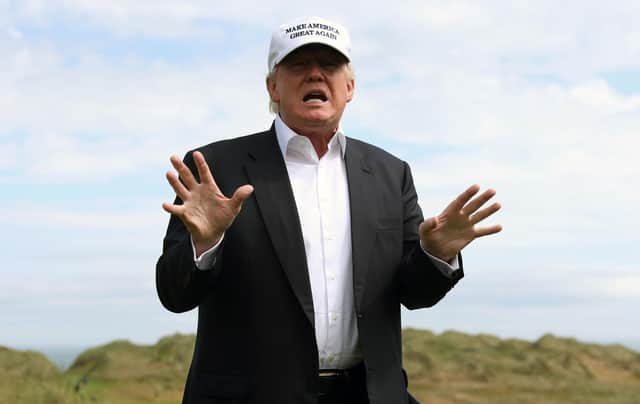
[2,1,640,350]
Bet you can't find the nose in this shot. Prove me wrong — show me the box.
[305,62,324,82]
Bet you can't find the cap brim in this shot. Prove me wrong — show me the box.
[274,42,350,69]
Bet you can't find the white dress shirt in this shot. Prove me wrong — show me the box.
[274,115,361,369]
[192,115,459,369]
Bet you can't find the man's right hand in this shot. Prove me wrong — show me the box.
[162,151,254,257]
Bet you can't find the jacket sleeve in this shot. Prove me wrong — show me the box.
[396,161,464,310]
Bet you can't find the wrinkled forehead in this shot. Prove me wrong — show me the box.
[279,44,349,66]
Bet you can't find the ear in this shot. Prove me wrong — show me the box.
[266,73,280,103]
[346,78,355,103]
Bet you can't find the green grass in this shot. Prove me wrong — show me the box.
[2,330,639,403]
[402,328,640,404]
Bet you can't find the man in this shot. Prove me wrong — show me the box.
[157,16,501,404]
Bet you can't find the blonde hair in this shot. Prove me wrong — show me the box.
[267,63,355,114]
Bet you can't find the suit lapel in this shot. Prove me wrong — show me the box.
[345,139,377,313]
[244,128,315,326]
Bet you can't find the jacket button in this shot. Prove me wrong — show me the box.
[357,313,363,318]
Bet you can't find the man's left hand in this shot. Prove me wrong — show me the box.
[419,184,502,263]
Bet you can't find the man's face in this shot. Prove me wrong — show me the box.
[266,44,355,135]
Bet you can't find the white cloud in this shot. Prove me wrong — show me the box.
[352,71,640,250]
[3,2,638,246]
[2,0,640,346]
[0,39,274,180]
[2,204,164,230]
[6,26,22,39]
[12,0,274,37]
[405,2,491,31]
[0,142,17,169]
[403,262,640,341]
[590,276,640,299]
[570,80,640,110]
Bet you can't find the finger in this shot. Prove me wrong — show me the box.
[162,202,184,216]
[462,188,497,216]
[166,171,189,201]
[419,217,438,235]
[446,184,481,212]
[193,151,218,187]
[170,155,197,189]
[469,202,501,225]
[474,224,503,237]
[230,185,254,211]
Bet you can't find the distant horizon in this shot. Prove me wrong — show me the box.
[9,331,640,352]
[7,326,640,350]
[6,329,640,372]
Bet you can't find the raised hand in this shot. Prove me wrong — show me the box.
[162,151,254,256]
[419,184,502,263]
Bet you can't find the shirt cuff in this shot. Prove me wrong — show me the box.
[419,240,460,278]
[191,234,224,271]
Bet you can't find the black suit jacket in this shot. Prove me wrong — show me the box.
[156,125,463,404]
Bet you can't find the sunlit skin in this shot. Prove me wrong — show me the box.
[266,44,354,158]
[163,44,502,261]
[419,184,502,262]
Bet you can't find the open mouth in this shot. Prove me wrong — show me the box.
[303,91,328,103]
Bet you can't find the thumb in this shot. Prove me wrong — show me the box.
[419,216,438,235]
[230,184,254,209]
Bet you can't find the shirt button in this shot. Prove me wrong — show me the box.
[327,272,336,281]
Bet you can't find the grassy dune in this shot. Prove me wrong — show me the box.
[2,330,639,403]
[403,329,640,403]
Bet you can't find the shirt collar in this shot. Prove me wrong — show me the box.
[274,114,347,160]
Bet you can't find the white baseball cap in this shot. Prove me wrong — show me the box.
[268,16,351,72]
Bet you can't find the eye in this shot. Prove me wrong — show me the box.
[286,60,308,71]
[320,60,340,70]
